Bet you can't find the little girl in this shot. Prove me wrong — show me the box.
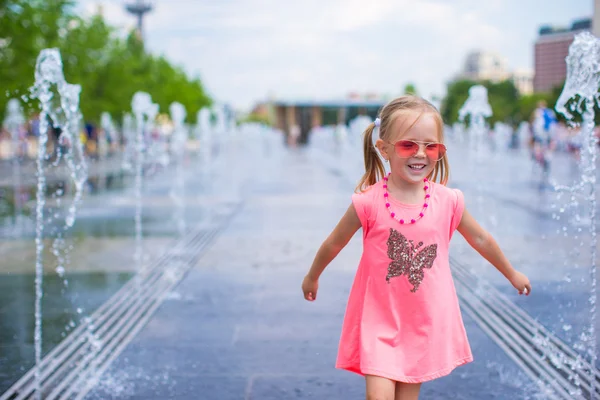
[301,96,531,400]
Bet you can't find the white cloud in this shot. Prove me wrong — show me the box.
[77,0,592,111]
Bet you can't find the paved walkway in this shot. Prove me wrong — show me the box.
[84,146,539,399]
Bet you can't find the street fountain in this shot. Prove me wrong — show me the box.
[131,92,159,273]
[212,105,231,185]
[334,122,349,155]
[28,48,88,400]
[3,99,26,236]
[492,121,513,151]
[458,85,493,155]
[349,115,373,172]
[213,105,226,151]
[457,86,494,230]
[197,107,212,173]
[93,112,116,191]
[169,102,187,236]
[121,113,135,171]
[552,31,600,399]
[100,112,118,158]
[146,117,170,173]
[451,121,466,143]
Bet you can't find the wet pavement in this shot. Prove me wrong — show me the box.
[2,129,599,399]
[0,131,266,395]
[0,272,132,390]
[84,140,548,399]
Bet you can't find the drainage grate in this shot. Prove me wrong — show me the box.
[451,257,600,400]
[0,204,239,400]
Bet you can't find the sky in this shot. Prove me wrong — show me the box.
[78,0,593,111]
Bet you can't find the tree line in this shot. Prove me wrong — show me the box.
[0,0,211,125]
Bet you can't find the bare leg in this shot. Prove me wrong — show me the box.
[395,382,421,400]
[365,375,396,400]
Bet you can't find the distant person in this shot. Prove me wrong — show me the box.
[49,120,63,161]
[288,124,300,147]
[25,114,40,158]
[530,100,557,178]
[85,122,98,158]
[301,96,531,400]
[28,113,40,137]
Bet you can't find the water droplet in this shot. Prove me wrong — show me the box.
[563,324,572,332]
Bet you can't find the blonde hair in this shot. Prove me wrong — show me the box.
[356,96,449,192]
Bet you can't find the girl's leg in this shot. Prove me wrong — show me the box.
[365,375,396,400]
[394,382,421,400]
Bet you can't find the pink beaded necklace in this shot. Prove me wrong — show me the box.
[383,172,431,225]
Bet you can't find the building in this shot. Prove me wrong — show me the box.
[457,51,532,95]
[271,98,386,144]
[460,51,511,83]
[595,0,600,37]
[511,68,534,95]
[533,18,592,93]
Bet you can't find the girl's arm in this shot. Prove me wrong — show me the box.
[302,203,362,301]
[457,208,532,295]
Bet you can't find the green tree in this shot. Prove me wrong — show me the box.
[0,0,75,118]
[486,80,519,125]
[0,2,211,124]
[403,83,417,96]
[60,14,114,121]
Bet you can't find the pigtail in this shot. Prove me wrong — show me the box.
[356,123,385,192]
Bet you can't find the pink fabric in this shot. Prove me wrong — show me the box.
[335,179,473,383]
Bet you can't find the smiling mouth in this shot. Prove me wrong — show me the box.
[408,164,426,170]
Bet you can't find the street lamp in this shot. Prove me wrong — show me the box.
[124,0,153,42]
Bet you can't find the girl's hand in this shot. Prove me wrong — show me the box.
[302,275,319,301]
[510,271,532,296]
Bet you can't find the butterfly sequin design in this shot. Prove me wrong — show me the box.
[385,228,438,292]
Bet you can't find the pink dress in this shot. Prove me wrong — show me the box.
[335,179,473,383]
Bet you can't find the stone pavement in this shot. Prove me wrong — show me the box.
[84,146,540,400]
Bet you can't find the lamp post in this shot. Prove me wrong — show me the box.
[125,0,153,42]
